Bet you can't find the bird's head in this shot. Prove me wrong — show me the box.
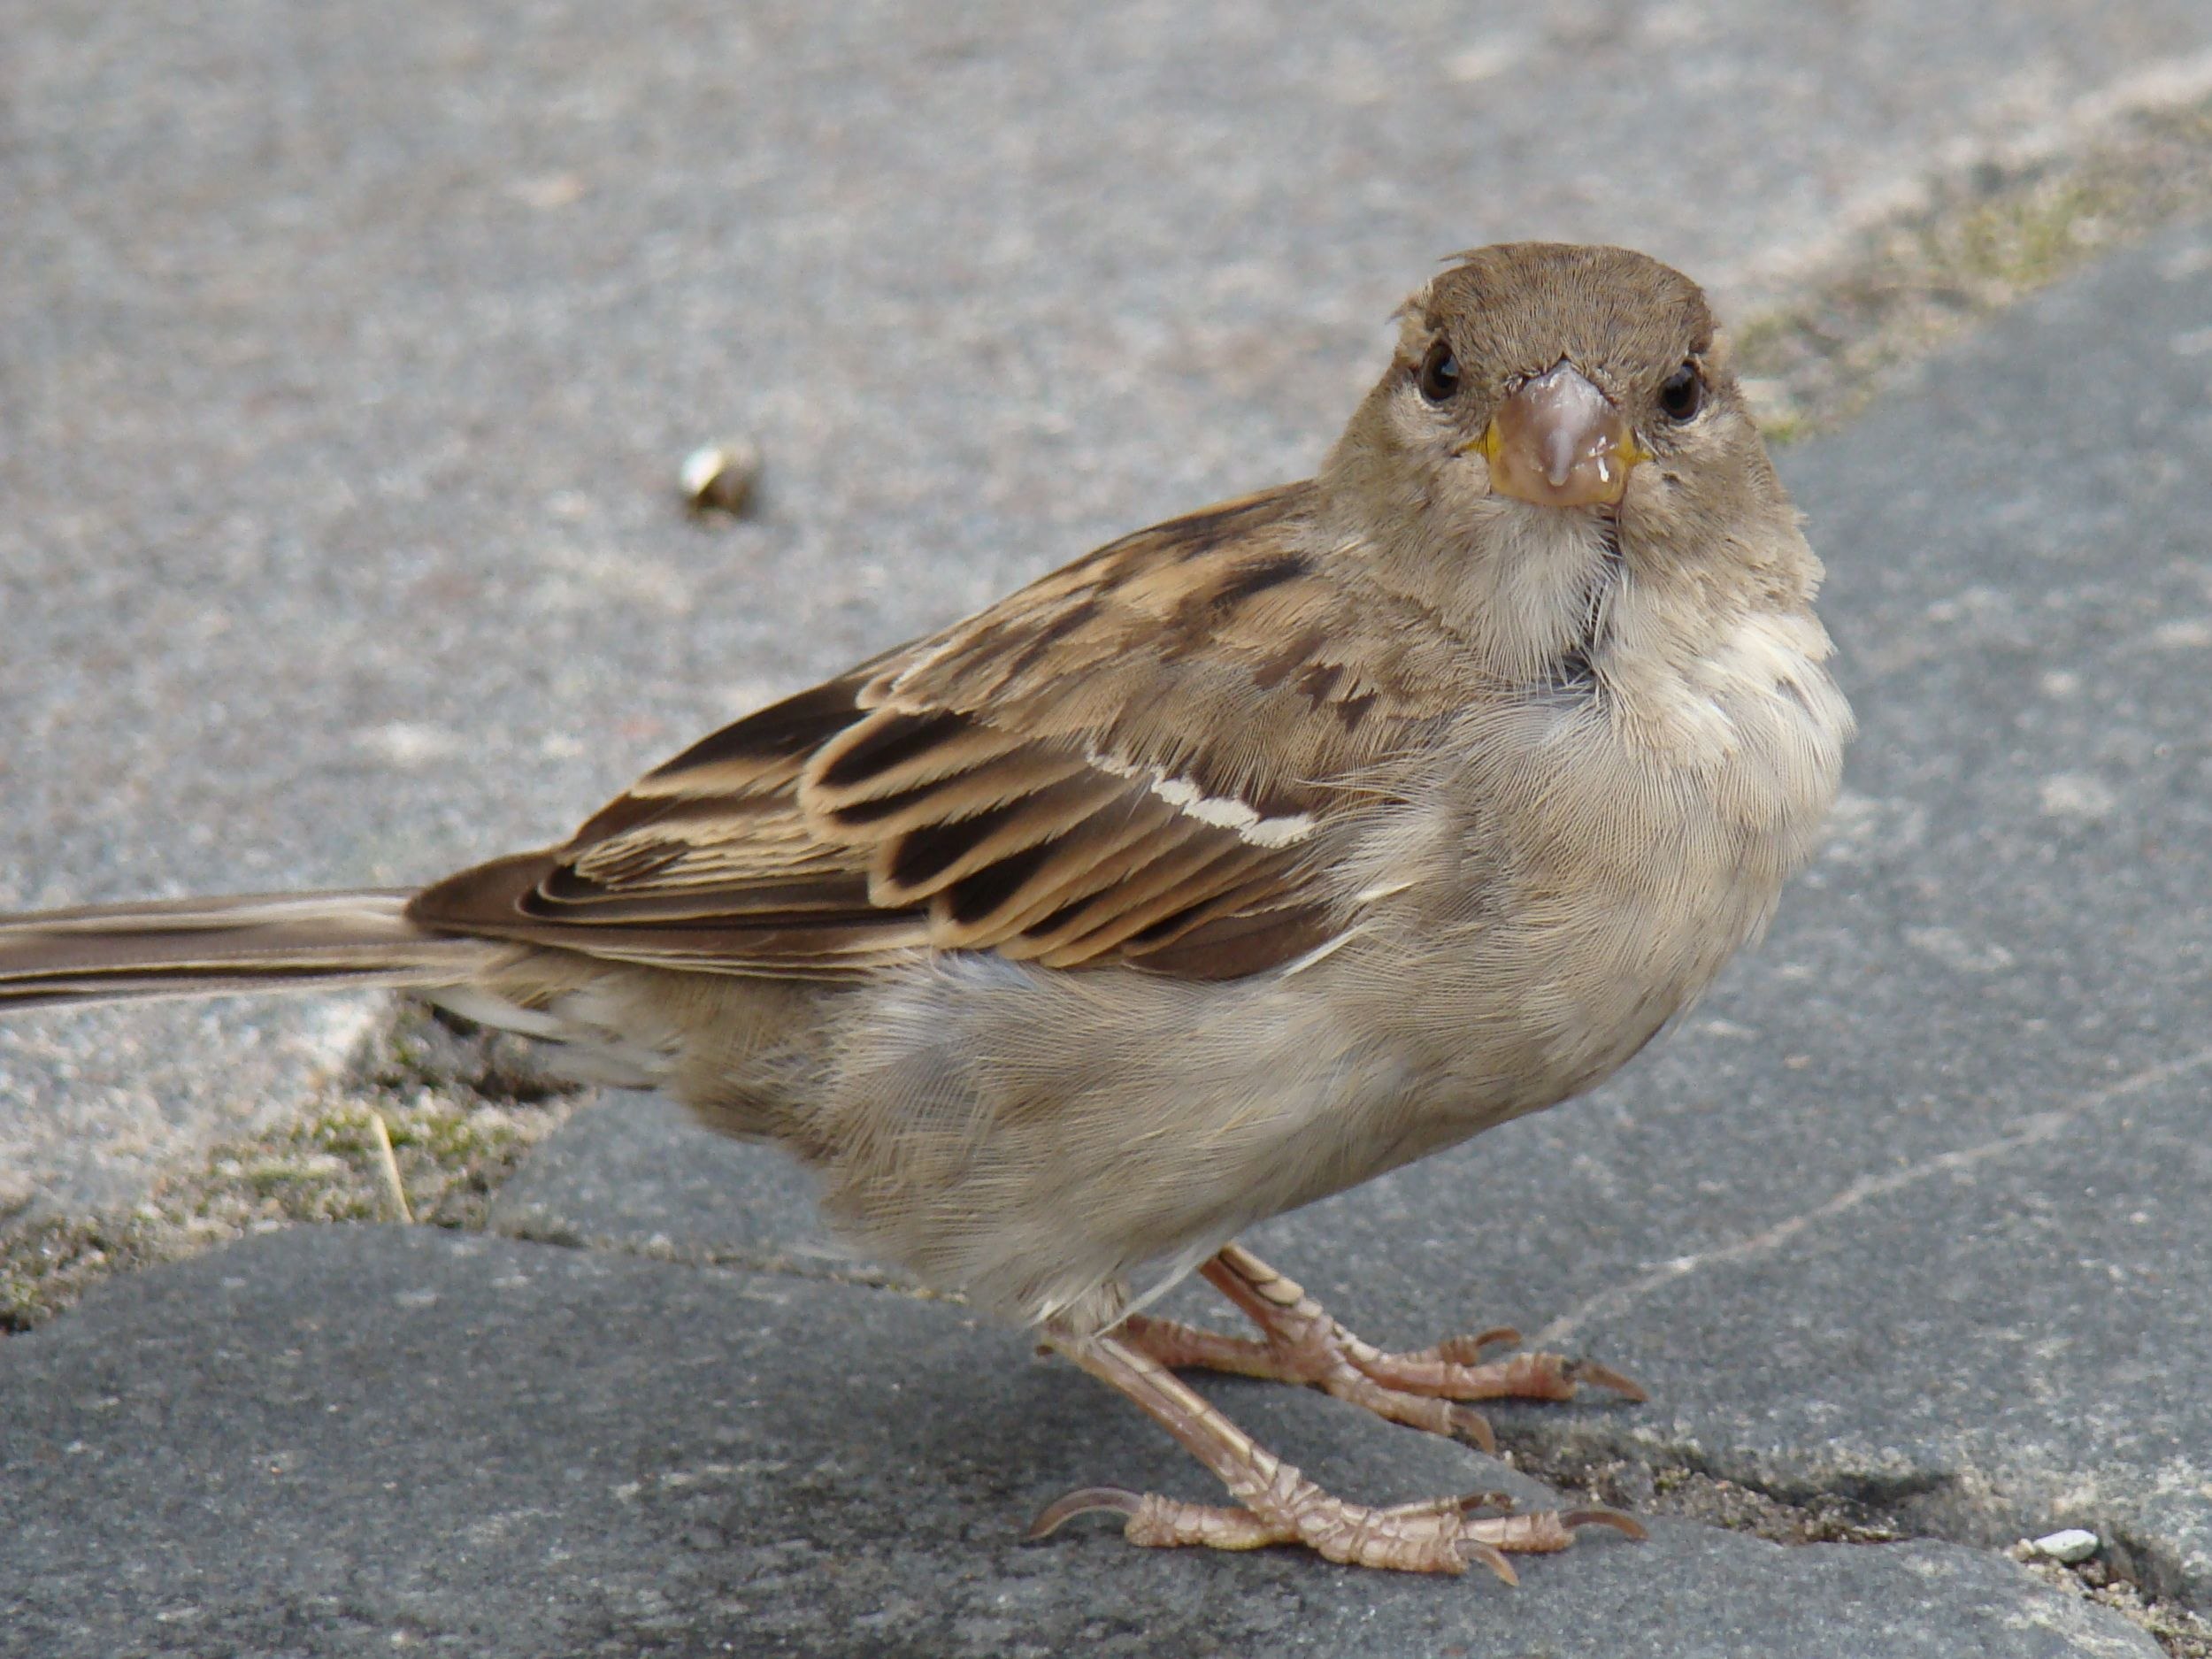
[1329,242,1783,540]
[1322,243,1813,679]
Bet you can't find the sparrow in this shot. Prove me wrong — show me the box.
[0,243,1853,1578]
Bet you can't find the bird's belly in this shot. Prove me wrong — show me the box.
[795,672,1841,1328]
[796,950,1464,1325]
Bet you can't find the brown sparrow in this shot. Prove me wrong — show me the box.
[0,243,1852,1577]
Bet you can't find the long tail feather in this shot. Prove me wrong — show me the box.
[0,890,500,1010]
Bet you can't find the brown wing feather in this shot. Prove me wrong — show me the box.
[411,481,1469,980]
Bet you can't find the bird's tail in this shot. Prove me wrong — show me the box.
[0,890,502,1010]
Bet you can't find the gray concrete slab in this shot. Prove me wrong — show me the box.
[486,1090,882,1279]
[0,1225,2168,1658]
[464,220,2212,1611]
[13,0,2212,1221]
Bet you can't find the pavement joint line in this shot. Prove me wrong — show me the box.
[1533,1043,2212,1348]
[0,1002,588,1332]
[2017,1556,2212,1659]
[1726,44,2212,306]
[1733,87,2212,442]
[1506,1440,2212,1658]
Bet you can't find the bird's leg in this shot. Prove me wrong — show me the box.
[1118,1241,1645,1455]
[1029,1323,1643,1577]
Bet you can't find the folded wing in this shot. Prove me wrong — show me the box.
[411,483,1466,982]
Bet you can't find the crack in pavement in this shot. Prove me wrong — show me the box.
[1506,1437,2212,1656]
[1532,1044,2212,1348]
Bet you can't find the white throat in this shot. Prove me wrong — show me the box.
[1449,499,1618,686]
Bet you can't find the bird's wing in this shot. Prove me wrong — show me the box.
[410,482,1471,981]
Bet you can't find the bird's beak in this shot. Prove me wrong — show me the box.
[1462,362,1648,508]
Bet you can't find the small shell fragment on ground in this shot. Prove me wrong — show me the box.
[2021,1527,2101,1564]
[680,438,762,515]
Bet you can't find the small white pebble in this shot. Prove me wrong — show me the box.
[2030,1527,2101,1564]
[681,438,761,514]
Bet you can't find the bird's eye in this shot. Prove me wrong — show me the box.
[1658,360,1704,421]
[1416,339,1461,403]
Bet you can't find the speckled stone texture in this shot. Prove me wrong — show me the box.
[11,0,2212,1217]
[6,6,2212,1653]
[0,1227,2167,1658]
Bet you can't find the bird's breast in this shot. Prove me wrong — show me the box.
[1337,598,1850,1119]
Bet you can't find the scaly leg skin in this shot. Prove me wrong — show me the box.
[1029,1323,1644,1578]
[1118,1241,1646,1455]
